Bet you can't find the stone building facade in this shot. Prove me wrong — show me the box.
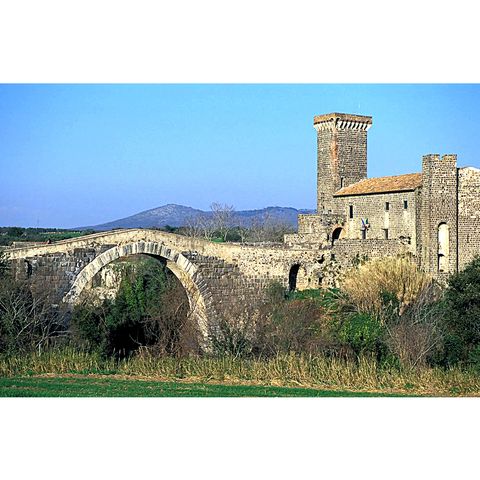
[285,112,480,278]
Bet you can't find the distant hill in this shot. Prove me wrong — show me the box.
[79,204,314,231]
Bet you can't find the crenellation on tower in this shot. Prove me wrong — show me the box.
[315,113,372,213]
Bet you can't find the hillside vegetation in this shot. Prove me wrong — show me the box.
[0,227,94,246]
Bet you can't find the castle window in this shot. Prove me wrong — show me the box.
[403,200,408,209]
[349,205,354,219]
[385,202,390,211]
[340,177,345,188]
[361,229,367,240]
[383,228,389,240]
[438,223,449,273]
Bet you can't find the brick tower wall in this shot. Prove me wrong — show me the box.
[314,113,372,214]
[419,154,458,275]
[458,167,480,270]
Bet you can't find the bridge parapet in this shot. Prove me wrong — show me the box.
[6,229,341,338]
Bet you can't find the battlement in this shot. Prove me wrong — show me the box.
[314,112,372,131]
[422,153,457,164]
[315,112,371,212]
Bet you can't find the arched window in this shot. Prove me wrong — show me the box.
[438,223,449,273]
[332,227,343,245]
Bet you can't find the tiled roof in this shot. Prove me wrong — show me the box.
[334,173,422,197]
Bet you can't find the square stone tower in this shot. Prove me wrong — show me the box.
[314,113,372,213]
[419,154,459,275]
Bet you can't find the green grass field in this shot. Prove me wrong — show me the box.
[0,376,410,397]
[2,349,478,396]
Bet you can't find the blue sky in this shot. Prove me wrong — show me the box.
[1,84,479,228]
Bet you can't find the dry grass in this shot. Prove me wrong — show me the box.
[341,256,433,319]
[1,348,480,396]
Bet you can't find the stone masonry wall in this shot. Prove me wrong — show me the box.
[284,212,346,248]
[315,114,370,213]
[316,126,336,213]
[6,229,328,326]
[12,244,115,303]
[419,154,458,275]
[333,190,418,252]
[332,238,410,260]
[458,167,480,270]
[297,213,346,235]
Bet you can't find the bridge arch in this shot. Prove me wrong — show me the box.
[63,241,215,340]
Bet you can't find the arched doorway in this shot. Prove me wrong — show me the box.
[288,264,300,292]
[331,227,343,245]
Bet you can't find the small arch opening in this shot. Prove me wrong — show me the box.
[288,264,300,292]
[332,227,343,245]
[24,260,33,277]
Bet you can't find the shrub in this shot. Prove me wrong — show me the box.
[0,278,67,354]
[252,284,340,358]
[209,319,254,358]
[441,256,480,366]
[208,283,339,358]
[70,300,109,353]
[384,283,444,369]
[261,299,333,356]
[341,256,433,322]
[339,257,443,368]
[338,312,385,358]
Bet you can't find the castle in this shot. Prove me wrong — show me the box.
[285,112,480,281]
[7,111,480,328]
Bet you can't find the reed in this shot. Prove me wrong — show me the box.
[1,348,479,396]
[341,257,433,319]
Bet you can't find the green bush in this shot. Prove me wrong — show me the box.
[338,312,386,358]
[441,256,480,366]
[209,319,254,358]
[287,288,322,301]
[252,284,340,358]
[70,302,109,353]
[468,345,480,372]
[7,227,25,238]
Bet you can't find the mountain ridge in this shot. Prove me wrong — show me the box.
[79,204,314,231]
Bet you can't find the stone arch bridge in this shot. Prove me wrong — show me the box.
[6,229,332,337]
